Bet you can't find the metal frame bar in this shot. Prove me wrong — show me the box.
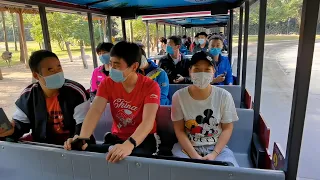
[228,9,233,62]
[170,25,172,36]
[146,20,150,57]
[107,15,112,43]
[175,26,177,35]
[285,0,320,179]
[164,24,167,38]
[38,5,51,51]
[88,12,98,68]
[156,23,159,53]
[253,0,267,132]
[241,1,250,101]
[121,18,127,41]
[236,6,244,85]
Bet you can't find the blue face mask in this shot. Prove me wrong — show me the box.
[99,54,110,65]
[198,39,206,45]
[109,68,130,83]
[209,48,222,56]
[42,72,65,89]
[166,46,174,55]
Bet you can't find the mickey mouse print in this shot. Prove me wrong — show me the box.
[185,109,222,146]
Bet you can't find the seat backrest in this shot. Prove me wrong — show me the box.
[168,84,241,108]
[94,103,113,142]
[0,141,285,180]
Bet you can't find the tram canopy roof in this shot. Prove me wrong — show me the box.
[3,0,256,17]
[141,11,229,28]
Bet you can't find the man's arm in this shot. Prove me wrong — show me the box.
[158,71,170,105]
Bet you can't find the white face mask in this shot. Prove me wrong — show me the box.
[191,72,213,89]
[140,55,148,69]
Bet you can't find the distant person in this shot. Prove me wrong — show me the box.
[158,36,192,84]
[192,32,209,54]
[219,32,226,40]
[180,35,189,55]
[0,50,95,145]
[171,51,239,166]
[139,48,170,105]
[90,43,114,99]
[190,33,199,52]
[208,36,233,85]
[158,37,167,55]
[64,41,161,163]
[182,35,191,51]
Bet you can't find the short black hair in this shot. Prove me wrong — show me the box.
[96,42,114,53]
[159,37,167,44]
[182,35,187,39]
[195,33,199,38]
[29,50,59,73]
[168,36,182,46]
[110,41,141,67]
[209,35,224,42]
[198,32,208,37]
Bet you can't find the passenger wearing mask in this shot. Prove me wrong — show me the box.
[139,48,170,105]
[190,33,199,52]
[209,36,233,85]
[171,51,239,167]
[64,42,161,163]
[180,35,191,54]
[90,43,114,98]
[158,36,192,84]
[192,32,209,54]
[0,50,95,145]
[158,37,167,55]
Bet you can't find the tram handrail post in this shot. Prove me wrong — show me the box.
[237,6,244,85]
[146,20,150,57]
[121,18,127,41]
[87,12,98,68]
[156,23,159,53]
[228,9,233,63]
[241,1,250,102]
[38,5,51,51]
[253,0,267,133]
[285,0,320,179]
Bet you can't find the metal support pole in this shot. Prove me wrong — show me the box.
[88,13,98,68]
[156,23,159,53]
[130,21,134,42]
[228,9,234,63]
[38,6,51,51]
[253,0,267,132]
[184,27,187,36]
[175,26,177,35]
[146,20,150,57]
[236,6,244,85]
[164,24,166,38]
[241,2,250,101]
[170,25,172,36]
[121,18,127,41]
[285,0,320,180]
[107,15,112,43]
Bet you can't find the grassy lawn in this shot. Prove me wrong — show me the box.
[0,41,92,67]
[233,34,320,43]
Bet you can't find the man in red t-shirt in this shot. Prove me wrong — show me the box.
[64,41,161,163]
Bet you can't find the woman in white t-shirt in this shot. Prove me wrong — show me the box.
[171,51,239,167]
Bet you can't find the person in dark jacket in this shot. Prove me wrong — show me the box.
[0,50,95,145]
[158,36,192,84]
[192,32,209,54]
[208,36,233,85]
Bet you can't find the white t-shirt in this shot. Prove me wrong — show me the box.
[171,86,238,146]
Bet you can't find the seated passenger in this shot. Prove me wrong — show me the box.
[90,42,114,98]
[171,51,239,166]
[189,33,199,52]
[192,32,209,54]
[158,37,167,55]
[0,50,94,145]
[209,36,233,85]
[139,48,170,105]
[64,41,161,163]
[158,36,192,84]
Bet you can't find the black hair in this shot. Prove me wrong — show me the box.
[195,33,199,38]
[198,32,208,37]
[159,37,167,44]
[96,42,114,53]
[140,46,147,57]
[209,35,224,42]
[168,36,182,46]
[28,50,59,73]
[110,41,142,67]
[182,35,187,39]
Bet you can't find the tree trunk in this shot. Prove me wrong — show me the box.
[65,41,73,62]
[11,13,18,51]
[17,11,28,67]
[1,12,9,52]
[80,40,88,69]
[0,68,3,80]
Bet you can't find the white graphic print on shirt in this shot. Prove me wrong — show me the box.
[171,86,238,146]
[113,98,138,129]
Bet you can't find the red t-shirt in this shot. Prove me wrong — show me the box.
[96,74,160,140]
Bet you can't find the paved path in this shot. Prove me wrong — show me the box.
[232,40,320,180]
